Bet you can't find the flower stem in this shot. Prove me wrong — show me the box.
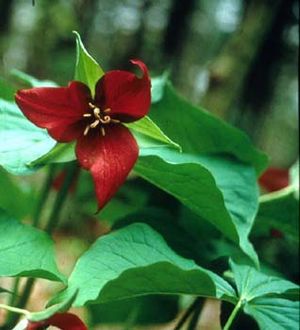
[173,298,202,330]
[0,304,29,317]
[8,278,20,307]
[44,163,78,234]
[32,164,56,227]
[187,299,202,330]
[223,300,242,330]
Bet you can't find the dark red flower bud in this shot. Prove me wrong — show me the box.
[259,167,289,192]
[27,312,88,330]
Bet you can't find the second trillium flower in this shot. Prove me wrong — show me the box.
[16,60,151,209]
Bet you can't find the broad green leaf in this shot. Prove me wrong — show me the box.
[0,99,56,175]
[113,207,212,266]
[50,223,236,307]
[126,116,181,151]
[254,186,299,243]
[149,81,267,175]
[73,31,104,93]
[10,69,58,87]
[28,291,77,322]
[230,260,299,301]
[135,149,259,264]
[228,260,299,330]
[244,298,299,330]
[0,209,65,282]
[0,168,32,218]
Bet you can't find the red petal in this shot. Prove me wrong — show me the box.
[259,167,289,192]
[27,313,87,330]
[95,59,151,122]
[15,81,91,142]
[75,125,138,209]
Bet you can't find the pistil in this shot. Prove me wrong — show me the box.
[83,103,120,136]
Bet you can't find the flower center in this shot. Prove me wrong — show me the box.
[83,102,120,136]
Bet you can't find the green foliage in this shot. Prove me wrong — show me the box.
[0,31,297,330]
[126,116,181,151]
[136,146,259,264]
[73,31,104,93]
[254,186,299,243]
[0,99,56,174]
[230,260,299,301]
[149,81,268,175]
[10,69,58,88]
[0,209,65,282]
[88,295,179,325]
[28,291,77,322]
[230,260,299,329]
[0,167,32,218]
[244,298,299,330]
[50,223,236,307]
[0,78,16,101]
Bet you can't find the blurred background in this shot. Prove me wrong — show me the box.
[0,0,298,167]
[0,0,298,329]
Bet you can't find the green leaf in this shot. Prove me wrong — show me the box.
[88,295,178,325]
[135,149,259,264]
[254,186,299,243]
[0,99,56,174]
[28,291,77,322]
[126,116,181,151]
[230,260,299,301]
[113,207,213,266]
[29,142,76,168]
[229,260,299,330]
[11,69,58,87]
[73,31,104,93]
[149,81,268,175]
[244,298,299,330]
[50,223,236,307]
[0,77,16,101]
[0,167,32,218]
[0,209,65,282]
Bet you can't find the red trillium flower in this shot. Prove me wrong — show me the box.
[26,312,88,330]
[16,60,151,209]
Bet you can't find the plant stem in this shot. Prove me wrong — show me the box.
[8,278,20,307]
[223,300,242,330]
[32,164,56,227]
[173,298,202,330]
[0,304,29,317]
[5,163,78,328]
[187,299,202,330]
[44,163,78,234]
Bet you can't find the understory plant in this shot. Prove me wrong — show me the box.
[0,32,299,330]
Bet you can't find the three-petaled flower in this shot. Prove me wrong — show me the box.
[16,60,151,209]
